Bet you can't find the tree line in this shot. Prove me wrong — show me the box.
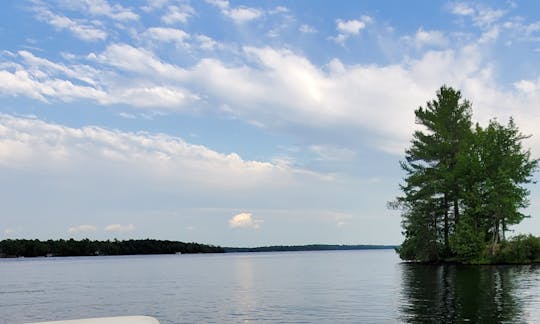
[224,244,397,253]
[391,86,539,263]
[0,238,224,257]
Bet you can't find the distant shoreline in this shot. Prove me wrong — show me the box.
[224,244,398,253]
[0,239,397,258]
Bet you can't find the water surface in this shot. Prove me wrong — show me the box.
[1,250,540,323]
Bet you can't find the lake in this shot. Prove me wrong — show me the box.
[1,250,540,323]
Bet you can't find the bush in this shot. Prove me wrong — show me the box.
[450,220,485,262]
[493,234,540,263]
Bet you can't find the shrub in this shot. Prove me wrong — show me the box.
[493,234,540,263]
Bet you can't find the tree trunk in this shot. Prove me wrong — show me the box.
[443,195,449,251]
[491,219,499,255]
[501,218,506,241]
[453,197,460,228]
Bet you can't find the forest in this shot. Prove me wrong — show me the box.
[0,238,224,257]
[392,86,540,264]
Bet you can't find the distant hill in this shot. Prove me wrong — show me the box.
[224,244,398,253]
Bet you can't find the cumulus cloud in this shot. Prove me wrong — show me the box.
[143,27,190,45]
[0,114,328,190]
[105,224,136,233]
[225,7,262,23]
[206,0,262,23]
[407,28,448,48]
[337,19,366,34]
[68,224,98,233]
[3,31,540,156]
[161,5,195,24]
[195,35,220,50]
[333,16,372,45]
[228,212,262,229]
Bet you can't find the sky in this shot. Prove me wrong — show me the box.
[1,0,540,247]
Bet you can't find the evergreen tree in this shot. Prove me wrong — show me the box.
[459,119,538,255]
[394,86,538,263]
[395,86,472,261]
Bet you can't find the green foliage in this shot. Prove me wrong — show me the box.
[393,85,539,263]
[450,219,485,262]
[0,239,224,257]
[492,234,540,264]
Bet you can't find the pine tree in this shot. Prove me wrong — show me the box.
[394,86,539,262]
[395,86,472,261]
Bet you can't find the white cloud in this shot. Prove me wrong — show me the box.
[479,26,500,43]
[474,7,505,27]
[60,0,139,21]
[450,2,475,16]
[3,36,540,158]
[333,16,372,45]
[206,0,262,23]
[94,44,186,78]
[196,35,219,50]
[105,224,135,233]
[140,0,170,12]
[0,114,328,190]
[410,28,448,48]
[337,19,366,35]
[143,27,190,45]
[228,212,262,229]
[514,79,539,93]
[19,50,98,86]
[68,224,98,234]
[448,3,505,28]
[0,68,106,103]
[4,228,16,236]
[206,0,229,10]
[299,24,317,34]
[34,7,107,41]
[270,6,289,14]
[309,145,356,161]
[161,5,195,24]
[107,86,195,108]
[0,47,200,109]
[225,7,262,23]
[177,45,540,154]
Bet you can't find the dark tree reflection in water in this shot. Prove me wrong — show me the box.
[400,263,540,323]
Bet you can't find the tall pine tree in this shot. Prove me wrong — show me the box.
[394,86,539,262]
[395,86,472,261]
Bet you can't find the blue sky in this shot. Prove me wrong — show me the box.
[1,0,540,246]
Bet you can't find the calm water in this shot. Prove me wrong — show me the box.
[1,250,540,323]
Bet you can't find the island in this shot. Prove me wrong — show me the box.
[390,86,540,264]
